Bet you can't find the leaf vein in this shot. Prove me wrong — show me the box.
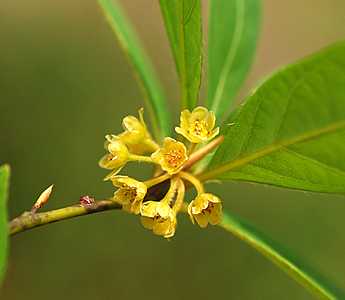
[211,0,246,115]
[284,148,345,177]
[239,84,273,156]
[183,0,197,25]
[273,55,338,142]
[199,121,345,181]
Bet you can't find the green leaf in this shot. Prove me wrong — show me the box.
[220,210,345,300]
[158,0,203,112]
[200,41,345,193]
[158,0,180,75]
[207,0,261,123]
[0,165,10,284]
[97,0,170,141]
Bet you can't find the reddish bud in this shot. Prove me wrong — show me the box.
[79,195,94,205]
[35,184,54,208]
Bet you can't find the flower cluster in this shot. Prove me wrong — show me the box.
[99,106,223,239]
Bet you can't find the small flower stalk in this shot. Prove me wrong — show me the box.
[98,106,223,239]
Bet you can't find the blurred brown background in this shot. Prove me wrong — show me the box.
[1,0,345,299]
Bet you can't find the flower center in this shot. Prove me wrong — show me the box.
[108,153,115,161]
[152,214,167,223]
[187,119,210,137]
[201,202,214,214]
[165,149,183,168]
[121,183,138,202]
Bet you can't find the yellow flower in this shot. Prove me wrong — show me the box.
[140,201,176,238]
[127,131,159,155]
[118,108,146,145]
[151,137,188,175]
[98,135,130,180]
[118,108,159,155]
[175,106,219,143]
[111,176,147,214]
[188,193,223,228]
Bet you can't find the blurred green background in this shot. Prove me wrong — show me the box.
[1,0,345,299]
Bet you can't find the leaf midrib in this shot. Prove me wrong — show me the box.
[198,121,345,182]
[179,0,195,111]
[210,0,246,116]
[178,0,187,111]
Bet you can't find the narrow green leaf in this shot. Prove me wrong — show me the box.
[158,0,203,112]
[200,41,345,193]
[179,0,203,111]
[97,0,170,141]
[158,0,180,75]
[0,165,10,284]
[220,210,345,300]
[207,0,261,123]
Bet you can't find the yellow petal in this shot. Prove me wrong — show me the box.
[155,202,172,218]
[153,218,171,235]
[151,137,188,175]
[103,166,124,181]
[174,126,190,141]
[163,216,178,238]
[130,200,142,215]
[194,213,210,228]
[179,109,191,129]
[209,203,223,225]
[118,108,147,144]
[191,106,208,121]
[203,111,216,129]
[140,201,158,218]
[98,154,112,169]
[140,216,156,229]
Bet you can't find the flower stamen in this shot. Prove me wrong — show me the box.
[151,137,188,175]
[165,149,184,168]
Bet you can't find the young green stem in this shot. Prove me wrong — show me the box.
[144,172,171,188]
[142,138,160,151]
[161,176,178,204]
[8,199,122,236]
[178,171,205,195]
[128,154,155,164]
[172,177,185,214]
